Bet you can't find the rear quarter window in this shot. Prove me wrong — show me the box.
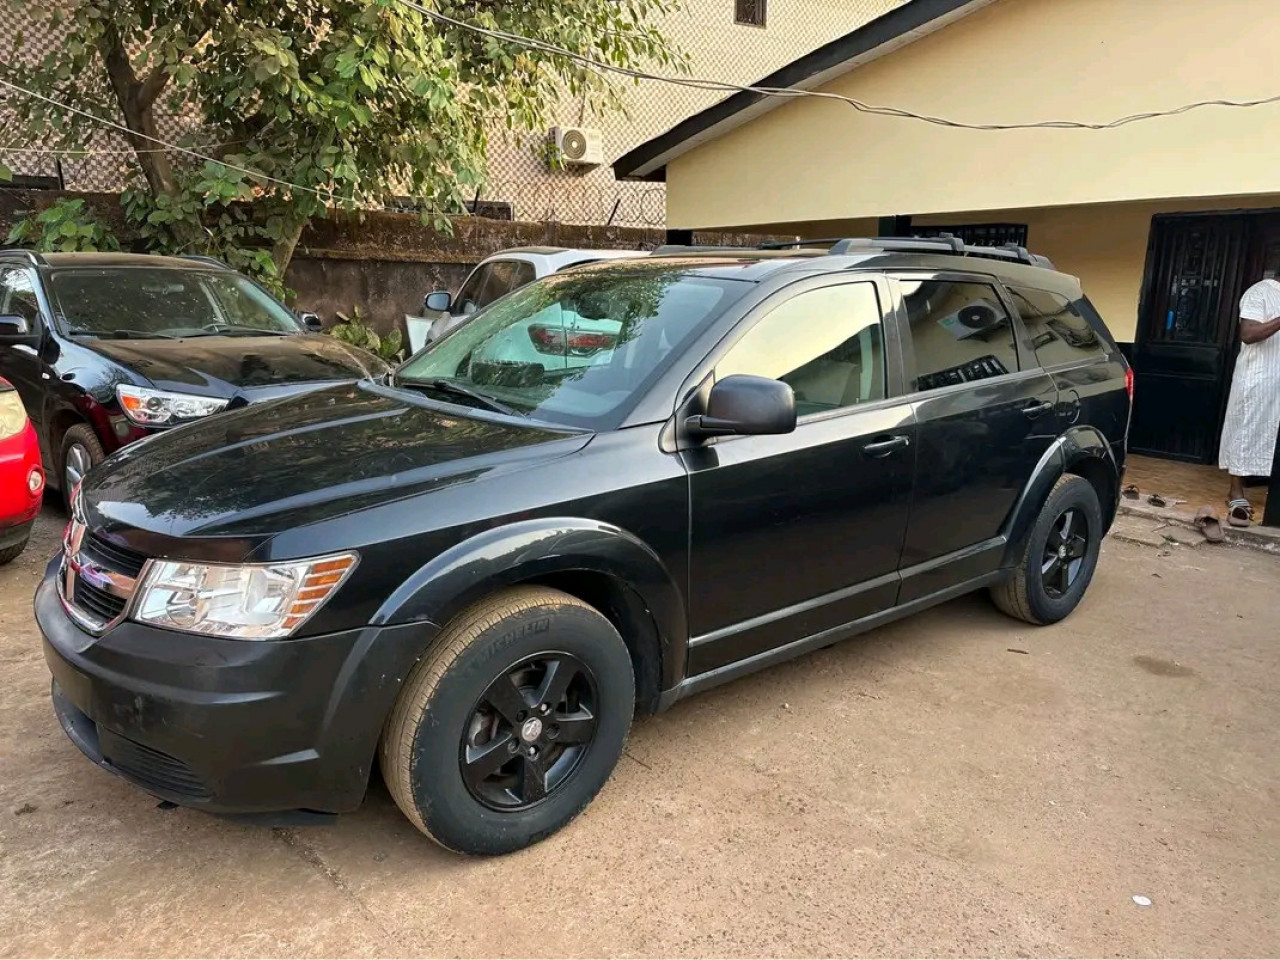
[1008,285,1108,367]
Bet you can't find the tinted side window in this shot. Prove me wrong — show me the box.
[900,279,1020,392]
[480,260,535,307]
[717,282,886,417]
[1007,285,1106,366]
[0,268,41,324]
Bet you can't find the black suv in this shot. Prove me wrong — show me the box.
[36,237,1131,855]
[0,251,388,499]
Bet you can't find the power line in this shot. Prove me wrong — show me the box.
[392,0,1280,132]
[0,78,333,201]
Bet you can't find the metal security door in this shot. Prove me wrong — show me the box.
[1130,215,1249,462]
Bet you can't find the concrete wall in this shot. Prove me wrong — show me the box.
[664,0,1280,229]
[0,189,783,337]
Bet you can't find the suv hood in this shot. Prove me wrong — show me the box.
[84,382,588,541]
[88,334,389,399]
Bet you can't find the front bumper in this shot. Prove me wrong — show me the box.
[36,564,437,815]
[0,517,34,551]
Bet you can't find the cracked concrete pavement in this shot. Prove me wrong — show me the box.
[2,506,1279,957]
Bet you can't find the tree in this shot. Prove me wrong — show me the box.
[2,0,682,291]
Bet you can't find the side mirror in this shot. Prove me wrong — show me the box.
[686,374,796,439]
[0,314,38,347]
[297,311,323,332]
[424,291,452,313]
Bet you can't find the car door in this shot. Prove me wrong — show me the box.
[683,276,916,677]
[891,273,1060,602]
[0,266,52,441]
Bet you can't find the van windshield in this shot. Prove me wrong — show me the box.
[395,264,747,429]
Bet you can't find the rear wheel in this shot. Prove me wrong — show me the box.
[59,424,104,507]
[991,474,1103,625]
[380,586,634,855]
[0,540,27,565]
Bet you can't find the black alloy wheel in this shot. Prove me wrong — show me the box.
[461,653,599,810]
[1040,507,1089,599]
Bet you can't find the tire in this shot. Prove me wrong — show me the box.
[0,539,27,565]
[380,586,634,856]
[991,474,1103,625]
[59,424,104,508]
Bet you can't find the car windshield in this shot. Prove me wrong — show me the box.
[396,264,746,429]
[48,267,301,338]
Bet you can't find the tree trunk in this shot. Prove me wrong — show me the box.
[271,214,307,278]
[96,24,178,199]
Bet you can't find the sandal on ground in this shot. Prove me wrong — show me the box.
[1122,483,1140,500]
[1194,507,1225,543]
[1226,498,1253,528]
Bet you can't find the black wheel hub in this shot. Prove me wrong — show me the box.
[460,652,599,811]
[1041,507,1089,599]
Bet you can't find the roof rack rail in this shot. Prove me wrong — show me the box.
[179,254,232,269]
[0,248,48,267]
[649,234,1055,269]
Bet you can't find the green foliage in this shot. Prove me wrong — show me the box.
[1,0,686,285]
[5,198,121,252]
[330,305,405,361]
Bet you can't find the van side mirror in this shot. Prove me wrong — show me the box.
[0,315,38,347]
[298,311,323,332]
[686,374,796,439]
[424,291,452,313]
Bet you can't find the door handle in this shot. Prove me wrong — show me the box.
[862,435,910,458]
[1021,400,1055,418]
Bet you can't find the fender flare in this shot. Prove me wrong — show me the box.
[371,517,688,694]
[1001,426,1120,567]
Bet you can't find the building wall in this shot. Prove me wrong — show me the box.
[665,0,1280,229]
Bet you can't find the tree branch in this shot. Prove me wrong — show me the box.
[138,67,170,109]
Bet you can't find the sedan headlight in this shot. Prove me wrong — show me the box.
[133,553,358,639]
[116,384,229,426]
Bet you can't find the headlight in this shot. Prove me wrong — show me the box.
[133,553,358,640]
[0,390,28,439]
[116,384,229,426]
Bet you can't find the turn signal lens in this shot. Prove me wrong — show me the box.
[0,390,28,440]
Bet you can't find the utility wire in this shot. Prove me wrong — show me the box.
[392,0,1280,132]
[0,78,332,200]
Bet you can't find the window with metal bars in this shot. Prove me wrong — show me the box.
[735,0,766,27]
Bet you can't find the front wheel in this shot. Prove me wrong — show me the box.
[991,474,1103,625]
[380,586,634,855]
[60,424,104,508]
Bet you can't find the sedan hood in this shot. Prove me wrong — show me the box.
[84,382,588,542]
[87,334,389,399]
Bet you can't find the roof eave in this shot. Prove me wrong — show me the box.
[612,0,993,182]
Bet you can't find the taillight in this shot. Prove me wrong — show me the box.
[0,390,27,440]
[1125,366,1134,403]
[528,324,617,356]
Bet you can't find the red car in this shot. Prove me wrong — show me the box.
[0,376,44,563]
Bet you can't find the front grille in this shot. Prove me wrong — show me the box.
[71,576,127,623]
[82,533,147,578]
[98,728,212,800]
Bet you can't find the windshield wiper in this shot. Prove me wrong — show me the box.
[398,376,523,417]
[67,328,176,340]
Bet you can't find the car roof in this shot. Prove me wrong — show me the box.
[0,251,225,270]
[483,247,650,269]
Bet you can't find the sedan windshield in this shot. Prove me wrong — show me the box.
[395,264,746,429]
[48,268,302,339]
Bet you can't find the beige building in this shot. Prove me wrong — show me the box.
[616,0,1280,466]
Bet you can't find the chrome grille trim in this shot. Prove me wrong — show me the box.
[59,515,144,636]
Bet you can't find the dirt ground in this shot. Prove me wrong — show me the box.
[1,505,1278,958]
